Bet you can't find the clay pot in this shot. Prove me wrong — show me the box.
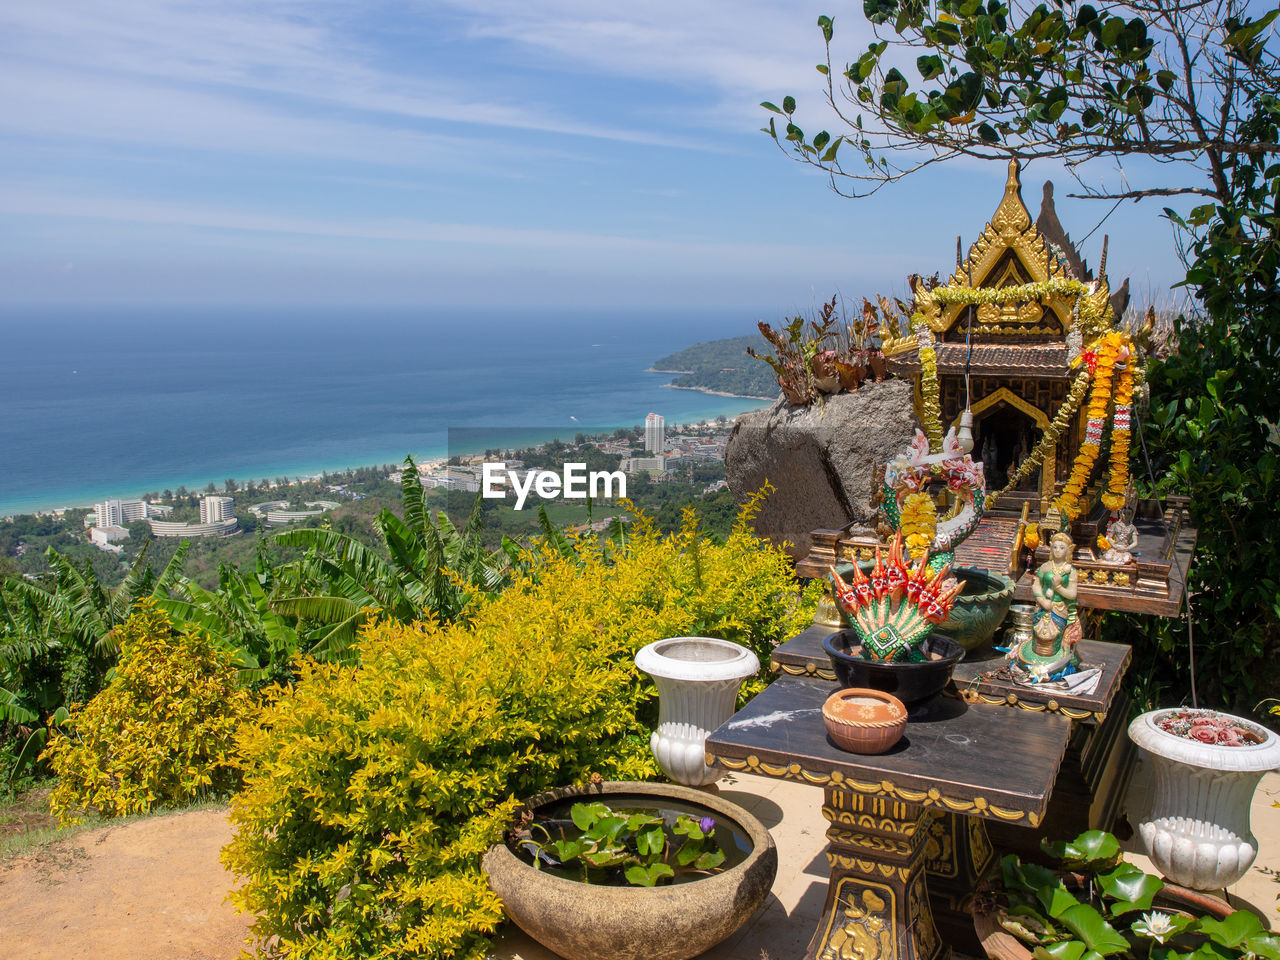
[822,687,908,754]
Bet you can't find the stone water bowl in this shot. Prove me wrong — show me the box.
[833,561,1014,654]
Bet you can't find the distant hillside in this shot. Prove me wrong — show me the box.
[652,335,778,400]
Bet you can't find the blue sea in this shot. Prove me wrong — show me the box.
[0,306,771,516]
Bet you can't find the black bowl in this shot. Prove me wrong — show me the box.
[821,632,965,707]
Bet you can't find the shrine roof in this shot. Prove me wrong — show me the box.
[888,342,1069,377]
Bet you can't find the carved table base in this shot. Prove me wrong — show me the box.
[808,785,947,960]
[925,812,996,954]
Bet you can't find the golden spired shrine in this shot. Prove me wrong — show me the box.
[796,160,1195,619]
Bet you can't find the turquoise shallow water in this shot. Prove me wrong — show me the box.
[0,306,769,516]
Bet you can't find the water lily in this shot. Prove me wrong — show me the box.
[699,817,715,835]
[1133,911,1178,944]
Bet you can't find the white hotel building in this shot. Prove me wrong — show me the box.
[95,499,149,528]
[200,496,235,524]
[645,412,666,453]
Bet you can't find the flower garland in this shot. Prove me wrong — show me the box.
[931,278,1088,306]
[1102,351,1135,511]
[915,324,943,453]
[1023,524,1041,551]
[928,277,1113,333]
[986,368,1091,509]
[899,491,937,562]
[1054,332,1126,520]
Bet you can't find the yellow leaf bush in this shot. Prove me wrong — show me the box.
[45,601,253,824]
[224,497,817,960]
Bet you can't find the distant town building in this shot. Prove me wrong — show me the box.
[149,517,238,538]
[95,499,148,527]
[645,413,666,453]
[248,500,341,527]
[200,496,235,524]
[89,525,129,551]
[622,456,666,475]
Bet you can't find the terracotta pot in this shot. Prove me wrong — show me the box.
[822,687,907,754]
[482,780,777,960]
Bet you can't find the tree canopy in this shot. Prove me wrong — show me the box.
[765,0,1279,205]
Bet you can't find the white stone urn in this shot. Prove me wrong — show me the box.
[1128,708,1280,890]
[634,636,759,787]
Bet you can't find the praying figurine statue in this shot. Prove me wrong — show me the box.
[1101,487,1140,565]
[1009,531,1082,681]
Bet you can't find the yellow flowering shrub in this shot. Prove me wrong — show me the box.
[224,497,816,960]
[45,602,252,824]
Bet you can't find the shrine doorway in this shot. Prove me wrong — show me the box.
[959,387,1054,507]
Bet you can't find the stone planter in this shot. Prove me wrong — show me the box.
[634,636,759,786]
[1128,709,1280,890]
[482,780,777,960]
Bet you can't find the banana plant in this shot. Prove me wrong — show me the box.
[0,540,189,784]
[269,457,515,650]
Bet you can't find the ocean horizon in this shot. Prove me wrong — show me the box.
[1,305,772,517]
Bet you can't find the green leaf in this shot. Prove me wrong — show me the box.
[571,802,604,831]
[694,848,726,870]
[1034,943,1088,960]
[1066,831,1121,868]
[1197,911,1266,948]
[821,138,843,162]
[1038,880,1083,918]
[549,839,582,862]
[1156,69,1175,92]
[782,95,796,114]
[761,101,784,115]
[1097,862,1163,914]
[625,862,674,887]
[1244,934,1280,960]
[1057,904,1129,956]
[818,14,834,42]
[636,826,664,857]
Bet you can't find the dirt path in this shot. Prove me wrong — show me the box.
[0,809,251,960]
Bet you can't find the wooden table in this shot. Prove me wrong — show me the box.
[770,627,1137,850]
[706,676,1071,960]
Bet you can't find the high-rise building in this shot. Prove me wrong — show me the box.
[96,499,149,527]
[645,412,666,453]
[95,500,122,528]
[200,496,235,524]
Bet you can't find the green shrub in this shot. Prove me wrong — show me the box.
[223,500,816,959]
[44,602,252,823]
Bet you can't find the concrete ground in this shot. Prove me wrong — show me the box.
[492,762,1280,960]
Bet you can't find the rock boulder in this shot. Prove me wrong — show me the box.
[725,380,917,558]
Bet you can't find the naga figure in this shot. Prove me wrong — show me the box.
[1009,531,1082,680]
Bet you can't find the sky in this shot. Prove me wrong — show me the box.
[0,0,1197,314]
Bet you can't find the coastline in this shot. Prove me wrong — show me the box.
[660,383,777,403]
[1,403,767,520]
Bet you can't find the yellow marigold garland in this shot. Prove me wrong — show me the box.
[1102,353,1135,511]
[1023,524,1041,551]
[914,323,943,453]
[1054,332,1125,520]
[929,278,1113,335]
[899,491,937,562]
